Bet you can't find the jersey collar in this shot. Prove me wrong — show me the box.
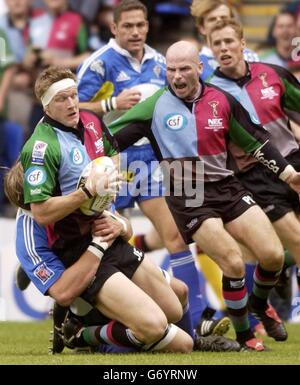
[43,114,85,143]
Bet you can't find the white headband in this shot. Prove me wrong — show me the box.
[41,78,77,107]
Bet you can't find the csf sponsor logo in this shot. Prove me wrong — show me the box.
[70,147,85,165]
[34,262,54,284]
[31,140,48,165]
[25,167,46,186]
[164,114,187,131]
[253,148,279,173]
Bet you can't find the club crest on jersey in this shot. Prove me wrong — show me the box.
[70,147,85,165]
[86,121,99,139]
[208,100,219,117]
[90,59,105,77]
[164,113,187,131]
[259,72,268,87]
[34,263,54,284]
[153,65,161,78]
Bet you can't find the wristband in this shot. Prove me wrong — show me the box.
[101,97,117,114]
[279,165,296,182]
[81,186,93,199]
[88,237,109,260]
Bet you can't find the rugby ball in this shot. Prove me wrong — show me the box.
[77,156,116,216]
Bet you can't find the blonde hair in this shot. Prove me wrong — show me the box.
[35,66,76,102]
[4,161,29,210]
[191,0,233,28]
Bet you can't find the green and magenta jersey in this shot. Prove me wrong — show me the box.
[209,62,300,172]
[29,9,88,56]
[21,110,117,251]
[109,83,289,185]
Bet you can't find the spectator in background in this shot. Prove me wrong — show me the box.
[0,28,23,215]
[0,0,41,137]
[24,0,90,131]
[88,1,114,51]
[260,11,299,72]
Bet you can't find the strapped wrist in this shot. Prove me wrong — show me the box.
[81,186,93,199]
[100,97,117,114]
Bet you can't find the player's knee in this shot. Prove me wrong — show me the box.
[222,253,245,278]
[260,244,284,270]
[138,313,169,344]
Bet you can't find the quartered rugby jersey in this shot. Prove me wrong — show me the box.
[77,38,166,103]
[29,10,87,55]
[208,62,300,171]
[21,111,116,204]
[21,111,117,251]
[109,83,288,185]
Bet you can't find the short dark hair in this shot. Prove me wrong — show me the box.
[113,0,147,23]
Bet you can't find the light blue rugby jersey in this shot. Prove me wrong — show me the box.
[77,38,167,102]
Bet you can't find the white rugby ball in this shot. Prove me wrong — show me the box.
[77,156,116,216]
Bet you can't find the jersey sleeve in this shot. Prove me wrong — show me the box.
[227,92,289,176]
[21,123,61,204]
[108,88,165,151]
[268,64,300,124]
[77,57,109,102]
[101,120,119,157]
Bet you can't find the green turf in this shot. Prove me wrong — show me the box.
[0,321,300,365]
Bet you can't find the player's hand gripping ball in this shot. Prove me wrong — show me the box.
[77,156,119,216]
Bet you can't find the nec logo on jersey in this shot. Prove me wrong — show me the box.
[164,114,187,131]
[254,148,279,173]
[205,118,224,130]
[260,86,278,100]
[95,138,104,153]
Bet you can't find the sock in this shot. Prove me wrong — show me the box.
[175,302,194,339]
[132,234,152,252]
[52,302,69,331]
[245,264,260,330]
[222,275,253,343]
[82,320,144,349]
[250,264,281,310]
[169,250,207,327]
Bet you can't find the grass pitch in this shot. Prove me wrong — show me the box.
[1,321,300,365]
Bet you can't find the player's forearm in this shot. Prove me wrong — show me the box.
[30,188,88,226]
[79,101,104,115]
[49,251,100,307]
